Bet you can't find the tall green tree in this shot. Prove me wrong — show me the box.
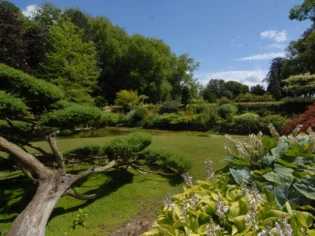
[205,79,226,99]
[284,73,315,96]
[224,81,249,98]
[168,53,200,100]
[40,16,99,104]
[250,84,266,95]
[263,57,286,100]
[289,0,315,22]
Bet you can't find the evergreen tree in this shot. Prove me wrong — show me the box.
[40,16,99,104]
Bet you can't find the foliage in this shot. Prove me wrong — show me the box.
[181,86,191,108]
[235,93,275,102]
[40,16,99,104]
[94,96,107,108]
[205,79,226,99]
[250,84,266,95]
[65,144,103,159]
[218,104,238,121]
[289,0,315,22]
[260,115,288,135]
[0,63,64,113]
[125,107,149,126]
[145,126,315,236]
[159,101,180,114]
[283,102,315,134]
[103,132,152,160]
[263,57,287,100]
[40,104,103,129]
[114,90,140,110]
[284,73,315,96]
[234,113,260,134]
[73,208,89,229]
[138,148,192,175]
[224,81,249,98]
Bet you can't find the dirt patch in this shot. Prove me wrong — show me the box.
[110,207,154,236]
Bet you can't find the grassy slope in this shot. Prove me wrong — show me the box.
[0,132,232,235]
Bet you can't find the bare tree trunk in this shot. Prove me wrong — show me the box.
[7,172,71,236]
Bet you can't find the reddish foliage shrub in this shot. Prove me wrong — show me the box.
[283,102,315,134]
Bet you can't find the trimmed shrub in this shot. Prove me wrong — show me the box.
[234,113,260,134]
[235,93,274,102]
[218,104,238,120]
[103,132,152,160]
[259,114,288,135]
[138,148,192,175]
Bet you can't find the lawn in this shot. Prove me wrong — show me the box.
[0,131,234,235]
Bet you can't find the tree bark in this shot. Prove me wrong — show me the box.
[6,172,72,236]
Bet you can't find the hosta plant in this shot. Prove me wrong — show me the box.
[144,124,315,235]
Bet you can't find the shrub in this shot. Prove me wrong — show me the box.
[125,107,149,126]
[159,101,180,114]
[234,112,260,134]
[103,132,152,160]
[260,114,288,135]
[283,102,315,134]
[97,112,123,127]
[218,104,238,120]
[216,96,230,105]
[114,90,139,111]
[138,148,192,175]
[94,96,107,108]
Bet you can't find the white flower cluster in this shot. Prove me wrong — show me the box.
[215,195,229,224]
[204,159,215,181]
[182,172,193,187]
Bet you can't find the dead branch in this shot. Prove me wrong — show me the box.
[131,164,176,176]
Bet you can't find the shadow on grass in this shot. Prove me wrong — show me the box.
[0,174,37,223]
[49,168,135,221]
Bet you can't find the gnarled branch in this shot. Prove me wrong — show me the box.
[71,160,117,183]
[64,188,97,200]
[0,136,52,178]
[46,132,65,173]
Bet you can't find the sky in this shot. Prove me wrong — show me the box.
[10,0,312,88]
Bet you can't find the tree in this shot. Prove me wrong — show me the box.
[224,81,249,98]
[283,73,315,96]
[0,64,189,235]
[289,0,315,22]
[0,3,30,72]
[181,86,191,108]
[205,79,226,99]
[263,57,287,100]
[250,84,266,95]
[40,16,99,104]
[169,53,200,100]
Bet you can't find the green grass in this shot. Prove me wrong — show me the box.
[0,131,234,235]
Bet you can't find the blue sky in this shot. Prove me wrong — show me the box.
[11,0,311,88]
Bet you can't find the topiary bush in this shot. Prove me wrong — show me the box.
[234,113,260,134]
[218,104,238,121]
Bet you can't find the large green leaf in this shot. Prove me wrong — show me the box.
[293,176,315,200]
[229,167,254,184]
[262,136,277,152]
[262,164,294,186]
[271,142,289,157]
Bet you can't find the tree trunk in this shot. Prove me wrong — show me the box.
[7,172,72,236]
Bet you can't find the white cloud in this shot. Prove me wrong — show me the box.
[260,30,287,42]
[196,69,268,88]
[22,5,38,18]
[238,52,285,61]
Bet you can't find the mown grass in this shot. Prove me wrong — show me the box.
[0,131,233,235]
